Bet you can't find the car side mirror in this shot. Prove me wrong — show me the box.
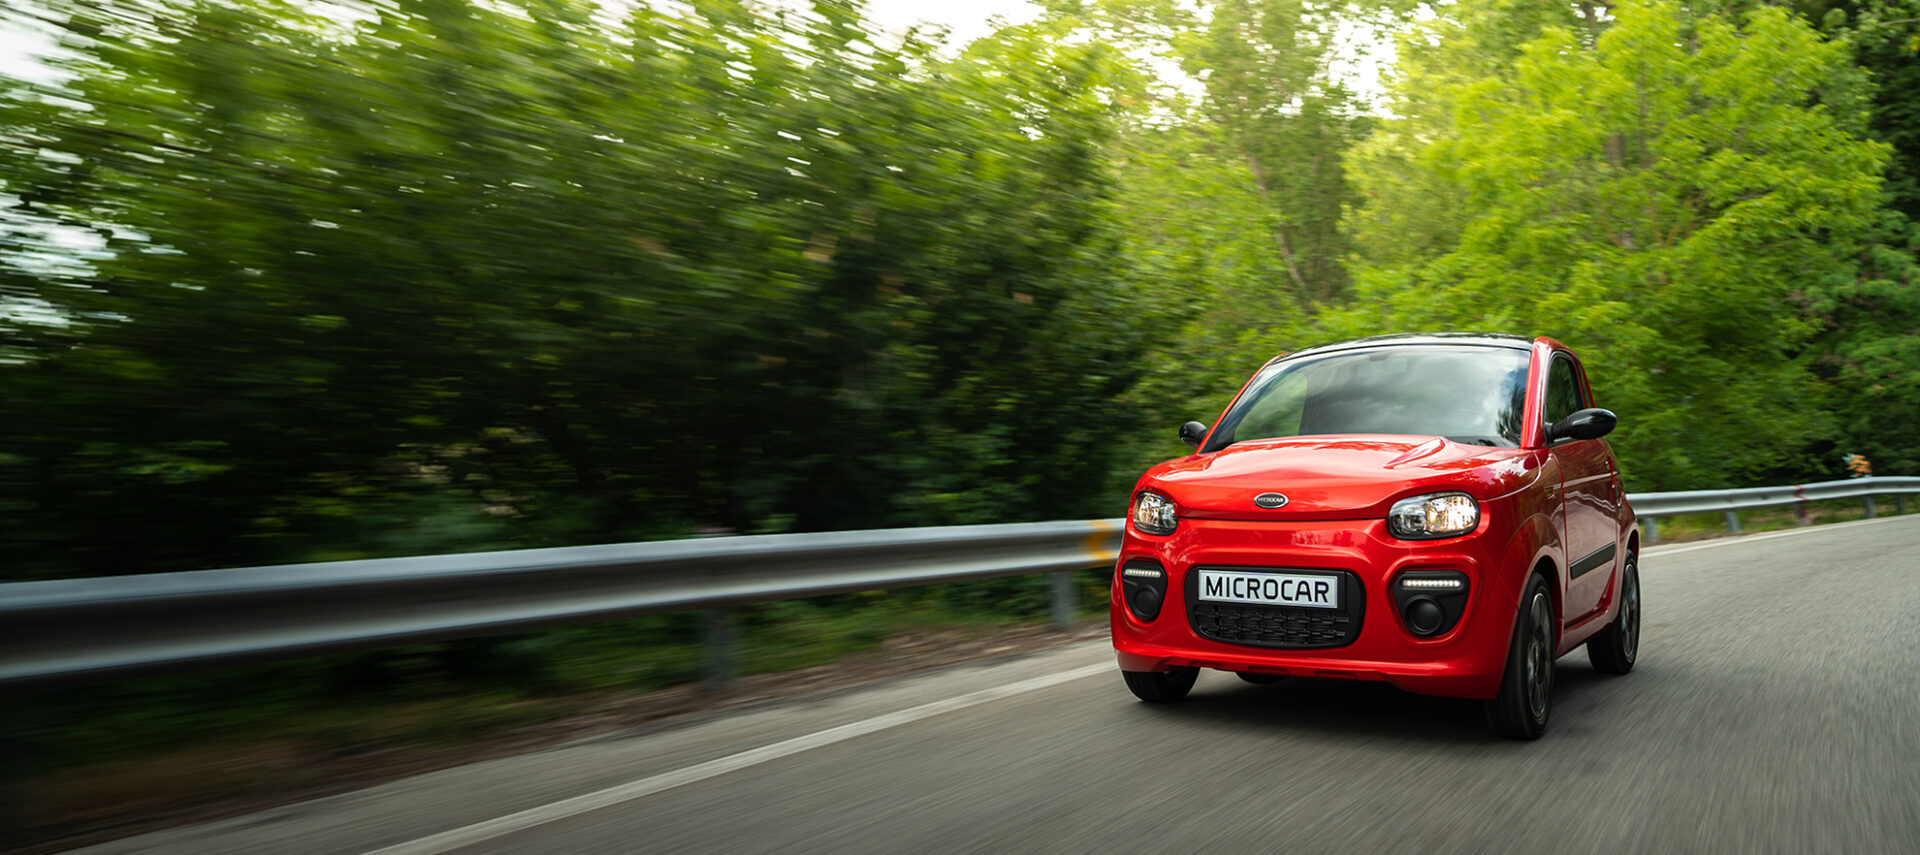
[1178,420,1209,449]
[1549,408,1617,442]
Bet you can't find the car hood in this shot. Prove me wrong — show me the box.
[1141,435,1541,521]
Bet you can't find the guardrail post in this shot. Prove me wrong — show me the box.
[1864,496,1877,519]
[1722,511,1740,533]
[1642,517,1659,543]
[1899,495,1910,515]
[1,701,29,853]
[1050,571,1076,630]
[702,608,736,691]
[1796,502,1811,526]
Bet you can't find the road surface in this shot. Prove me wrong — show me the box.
[70,514,1920,854]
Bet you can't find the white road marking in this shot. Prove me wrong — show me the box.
[362,661,1114,855]
[1644,512,1918,558]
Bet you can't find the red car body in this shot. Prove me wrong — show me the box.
[1111,334,1637,727]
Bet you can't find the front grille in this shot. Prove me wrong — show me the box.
[1185,567,1364,649]
[1191,602,1355,646]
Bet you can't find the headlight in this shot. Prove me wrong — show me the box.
[1388,492,1479,540]
[1131,491,1177,535]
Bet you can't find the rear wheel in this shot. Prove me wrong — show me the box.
[1122,667,1198,703]
[1587,555,1639,674]
[1485,574,1555,740]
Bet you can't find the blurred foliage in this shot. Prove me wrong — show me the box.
[4,0,1914,577]
[0,0,1161,579]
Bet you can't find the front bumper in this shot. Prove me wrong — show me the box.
[1110,516,1520,700]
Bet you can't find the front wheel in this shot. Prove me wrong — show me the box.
[1485,574,1556,740]
[1586,555,1640,674]
[1122,668,1198,703]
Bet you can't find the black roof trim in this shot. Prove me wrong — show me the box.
[1275,332,1532,363]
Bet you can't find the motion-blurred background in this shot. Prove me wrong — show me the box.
[3,0,1918,846]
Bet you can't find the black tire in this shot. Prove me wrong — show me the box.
[1587,554,1640,674]
[1236,672,1285,685]
[1485,574,1556,740]
[1122,668,1198,703]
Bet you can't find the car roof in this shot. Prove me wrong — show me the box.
[1274,332,1534,364]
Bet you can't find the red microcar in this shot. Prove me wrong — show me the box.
[1111,333,1639,739]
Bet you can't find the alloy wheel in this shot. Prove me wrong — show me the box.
[1621,565,1640,661]
[1524,593,1553,721]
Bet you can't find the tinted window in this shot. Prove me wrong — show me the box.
[1205,346,1531,449]
[1544,356,1584,427]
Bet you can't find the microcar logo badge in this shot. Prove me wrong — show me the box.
[1254,493,1289,509]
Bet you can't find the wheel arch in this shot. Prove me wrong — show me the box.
[1498,509,1561,615]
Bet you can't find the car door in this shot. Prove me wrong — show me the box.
[1545,353,1619,622]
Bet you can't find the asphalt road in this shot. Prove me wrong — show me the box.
[73,514,1920,854]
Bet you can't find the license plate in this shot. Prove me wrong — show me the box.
[1196,570,1340,609]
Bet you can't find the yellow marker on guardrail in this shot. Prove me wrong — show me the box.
[1083,519,1121,564]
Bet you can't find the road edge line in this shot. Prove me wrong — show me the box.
[361,661,1113,855]
[1644,512,1918,558]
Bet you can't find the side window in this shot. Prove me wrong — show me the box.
[1234,371,1310,440]
[1544,357,1584,428]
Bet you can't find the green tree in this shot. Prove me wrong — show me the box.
[1338,0,1892,489]
[1039,0,1407,466]
[1050,0,1407,307]
[1103,119,1314,456]
[1791,1,1920,475]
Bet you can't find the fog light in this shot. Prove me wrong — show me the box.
[1120,560,1168,622]
[1392,570,1469,637]
[1404,597,1445,635]
[1131,587,1161,616]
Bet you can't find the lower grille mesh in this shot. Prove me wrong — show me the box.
[1190,601,1357,647]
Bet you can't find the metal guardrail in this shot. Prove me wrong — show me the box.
[1632,476,1920,541]
[2,476,1915,691]
[0,520,1121,691]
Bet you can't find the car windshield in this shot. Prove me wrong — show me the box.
[1203,345,1531,450]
